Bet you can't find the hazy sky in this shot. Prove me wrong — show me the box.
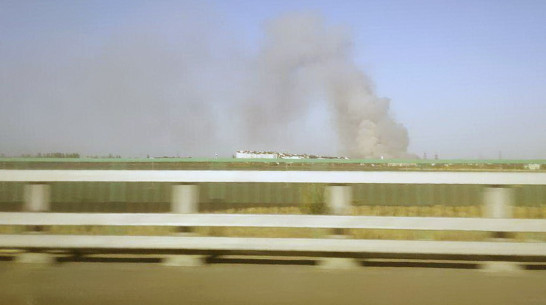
[1,0,545,159]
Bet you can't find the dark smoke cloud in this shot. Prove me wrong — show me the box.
[0,6,412,158]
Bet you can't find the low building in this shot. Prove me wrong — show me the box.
[235,151,278,159]
[525,164,541,170]
[235,150,347,160]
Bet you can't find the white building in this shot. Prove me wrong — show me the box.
[235,150,347,160]
[525,164,541,170]
[235,151,278,159]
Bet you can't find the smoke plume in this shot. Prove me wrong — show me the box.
[0,5,412,159]
[245,13,411,158]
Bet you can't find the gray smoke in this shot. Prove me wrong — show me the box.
[0,6,412,158]
[245,13,411,158]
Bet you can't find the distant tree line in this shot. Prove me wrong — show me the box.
[19,152,81,158]
[86,154,122,159]
[11,153,123,158]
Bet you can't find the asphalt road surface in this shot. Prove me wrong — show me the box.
[0,261,545,305]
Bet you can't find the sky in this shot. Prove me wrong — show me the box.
[1,0,545,159]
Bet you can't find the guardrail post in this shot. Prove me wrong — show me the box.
[325,185,352,215]
[482,186,520,272]
[23,184,50,212]
[484,186,513,219]
[18,184,55,264]
[320,184,358,269]
[166,184,203,266]
[23,183,50,232]
[171,184,199,214]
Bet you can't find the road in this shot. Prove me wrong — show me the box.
[0,261,545,305]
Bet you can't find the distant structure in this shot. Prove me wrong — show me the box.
[235,151,278,159]
[234,150,348,160]
[525,164,541,170]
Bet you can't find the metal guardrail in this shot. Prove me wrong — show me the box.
[0,213,545,232]
[1,169,546,184]
[0,169,545,263]
[1,235,545,257]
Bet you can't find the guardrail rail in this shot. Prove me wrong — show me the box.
[0,169,545,269]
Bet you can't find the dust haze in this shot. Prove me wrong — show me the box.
[0,4,412,158]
